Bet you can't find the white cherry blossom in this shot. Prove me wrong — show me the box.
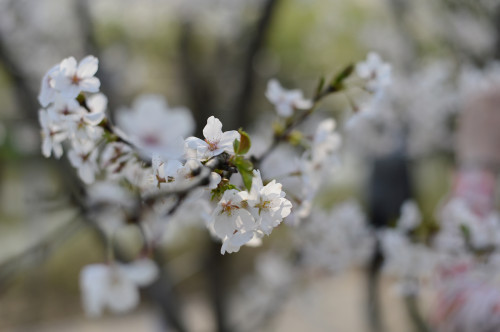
[68,141,99,184]
[185,116,239,161]
[247,170,292,235]
[210,189,256,254]
[356,52,391,95]
[79,259,158,317]
[53,55,101,100]
[265,79,313,117]
[38,64,61,107]
[39,109,67,158]
[116,94,194,159]
[100,142,134,179]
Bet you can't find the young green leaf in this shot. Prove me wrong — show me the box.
[232,156,253,191]
[236,129,251,155]
[331,64,354,91]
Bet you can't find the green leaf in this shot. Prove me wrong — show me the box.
[210,182,239,201]
[233,139,240,154]
[237,129,251,155]
[331,64,354,91]
[232,156,254,191]
[315,76,325,98]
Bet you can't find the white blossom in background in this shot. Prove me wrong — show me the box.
[437,198,500,251]
[265,79,313,117]
[185,116,239,161]
[39,108,67,158]
[79,259,159,317]
[397,200,421,232]
[434,266,500,332]
[379,230,437,294]
[310,118,342,166]
[247,170,292,235]
[53,55,101,100]
[301,201,374,272]
[150,153,182,189]
[116,94,194,158]
[355,52,391,96]
[100,142,134,179]
[68,141,99,184]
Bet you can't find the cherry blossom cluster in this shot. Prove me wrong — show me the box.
[37,52,393,318]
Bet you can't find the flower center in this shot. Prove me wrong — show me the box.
[220,200,240,216]
[205,139,219,151]
[141,135,160,146]
[254,199,271,215]
[71,74,81,85]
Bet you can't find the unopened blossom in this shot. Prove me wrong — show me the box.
[84,92,107,125]
[38,64,61,107]
[79,259,158,317]
[247,170,292,235]
[68,141,99,184]
[210,189,256,254]
[116,94,194,158]
[39,109,67,158]
[265,79,313,117]
[356,52,391,95]
[185,116,239,161]
[53,56,101,100]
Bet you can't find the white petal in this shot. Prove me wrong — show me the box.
[219,130,240,152]
[87,93,108,113]
[79,77,101,93]
[59,56,77,76]
[80,264,109,317]
[84,112,105,126]
[203,116,223,142]
[120,259,159,286]
[77,55,99,78]
[221,231,254,254]
[104,274,140,314]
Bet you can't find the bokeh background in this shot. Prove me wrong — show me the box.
[0,0,499,331]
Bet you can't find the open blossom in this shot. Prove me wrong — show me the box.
[247,170,292,235]
[356,52,391,95]
[311,118,341,165]
[210,189,256,254]
[150,153,182,188]
[39,109,67,158]
[185,116,239,161]
[79,259,158,317]
[53,56,101,100]
[265,79,313,117]
[100,142,134,179]
[116,94,194,159]
[38,64,61,107]
[68,141,99,184]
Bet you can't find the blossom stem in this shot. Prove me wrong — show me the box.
[254,85,340,165]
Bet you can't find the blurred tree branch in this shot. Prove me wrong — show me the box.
[232,0,280,128]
